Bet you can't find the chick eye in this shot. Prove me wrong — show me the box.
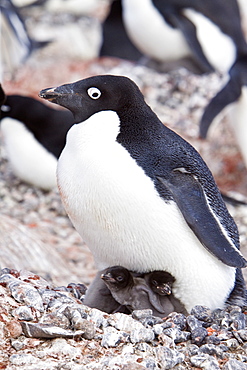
[87,87,101,100]
[152,280,158,286]
[116,276,124,282]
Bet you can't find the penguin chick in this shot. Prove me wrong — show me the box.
[0,93,74,190]
[144,270,188,315]
[39,74,247,312]
[145,270,175,296]
[101,266,177,317]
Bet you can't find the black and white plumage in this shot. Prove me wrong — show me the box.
[101,266,184,317]
[39,74,246,312]
[0,93,74,190]
[1,0,49,75]
[200,55,247,170]
[121,0,247,73]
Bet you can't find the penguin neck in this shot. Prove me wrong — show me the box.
[117,102,164,142]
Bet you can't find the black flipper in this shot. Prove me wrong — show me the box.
[157,170,247,268]
[170,12,214,73]
[200,75,242,138]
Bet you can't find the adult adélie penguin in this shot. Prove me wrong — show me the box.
[39,75,247,312]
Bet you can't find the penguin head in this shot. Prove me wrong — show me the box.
[39,75,145,123]
[147,271,175,296]
[101,265,133,290]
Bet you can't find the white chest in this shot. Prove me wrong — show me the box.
[1,118,57,190]
[57,111,236,311]
[184,9,236,73]
[122,0,190,61]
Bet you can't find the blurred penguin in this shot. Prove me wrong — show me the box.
[121,0,247,73]
[200,55,247,170]
[0,89,74,190]
[0,0,49,76]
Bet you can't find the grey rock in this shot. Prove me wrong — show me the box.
[40,311,70,329]
[132,309,153,320]
[238,329,247,341]
[13,305,34,321]
[211,309,226,325]
[199,343,227,359]
[21,321,85,339]
[9,353,38,366]
[190,305,212,322]
[187,344,200,356]
[222,359,247,370]
[155,346,185,369]
[191,326,208,345]
[89,308,109,328]
[187,314,202,330]
[141,357,159,369]
[8,279,44,312]
[101,326,124,348]
[140,315,163,327]
[130,326,155,344]
[205,334,221,345]
[225,338,240,350]
[163,327,191,343]
[190,354,221,369]
[135,342,152,353]
[167,312,187,330]
[11,338,25,351]
[231,312,246,330]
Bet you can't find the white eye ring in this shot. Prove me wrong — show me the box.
[87,87,101,100]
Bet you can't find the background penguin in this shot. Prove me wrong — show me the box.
[39,74,247,312]
[200,55,247,170]
[0,92,74,190]
[100,0,143,62]
[1,0,50,76]
[121,0,247,73]
[101,266,179,317]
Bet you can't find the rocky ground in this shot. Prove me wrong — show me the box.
[1,1,247,368]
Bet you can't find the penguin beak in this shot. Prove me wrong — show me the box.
[158,283,172,295]
[39,87,59,102]
[101,273,115,282]
[39,83,82,120]
[39,84,74,102]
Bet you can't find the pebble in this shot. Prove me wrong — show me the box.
[155,346,185,369]
[101,326,124,348]
[1,267,247,369]
[223,359,247,370]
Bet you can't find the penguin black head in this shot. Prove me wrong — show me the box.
[39,75,145,123]
[101,266,133,290]
[146,271,175,296]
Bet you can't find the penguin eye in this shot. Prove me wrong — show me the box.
[87,87,101,100]
[116,275,124,282]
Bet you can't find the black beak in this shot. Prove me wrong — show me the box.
[39,87,60,101]
[158,283,172,295]
[101,273,115,282]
